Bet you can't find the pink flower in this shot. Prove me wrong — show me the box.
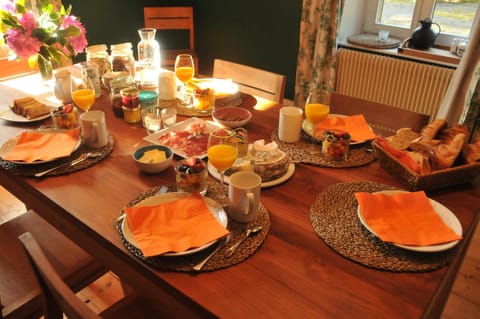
[62,15,87,54]
[1,1,15,13]
[18,12,38,32]
[5,28,42,58]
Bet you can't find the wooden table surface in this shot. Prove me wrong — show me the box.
[1,73,479,318]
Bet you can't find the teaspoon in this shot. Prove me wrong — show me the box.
[224,225,263,258]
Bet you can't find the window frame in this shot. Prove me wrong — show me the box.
[363,0,475,47]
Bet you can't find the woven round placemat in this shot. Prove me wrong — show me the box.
[158,93,244,118]
[0,133,115,177]
[271,130,376,168]
[116,181,270,272]
[310,182,457,272]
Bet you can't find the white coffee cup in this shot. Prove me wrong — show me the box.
[157,70,177,100]
[278,106,303,143]
[228,171,262,223]
[79,111,108,148]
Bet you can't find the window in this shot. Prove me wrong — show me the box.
[364,0,479,47]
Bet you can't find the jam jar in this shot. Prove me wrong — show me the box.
[322,129,351,161]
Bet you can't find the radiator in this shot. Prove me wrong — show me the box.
[335,48,455,118]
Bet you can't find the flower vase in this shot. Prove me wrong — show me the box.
[38,58,53,81]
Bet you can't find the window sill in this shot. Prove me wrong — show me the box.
[338,41,459,69]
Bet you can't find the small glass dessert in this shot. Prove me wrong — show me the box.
[51,104,79,130]
[322,129,351,161]
[175,157,208,195]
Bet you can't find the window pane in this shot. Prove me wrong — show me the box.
[378,0,416,28]
[432,0,479,37]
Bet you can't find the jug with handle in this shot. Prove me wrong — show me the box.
[411,18,441,50]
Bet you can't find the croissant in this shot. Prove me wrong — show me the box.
[421,119,447,141]
[430,133,466,170]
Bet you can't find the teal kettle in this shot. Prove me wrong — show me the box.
[411,18,441,50]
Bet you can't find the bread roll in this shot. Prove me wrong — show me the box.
[386,128,421,151]
[406,151,431,174]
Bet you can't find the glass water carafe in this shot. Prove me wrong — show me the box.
[137,28,161,87]
[137,28,160,68]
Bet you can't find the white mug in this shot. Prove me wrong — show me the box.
[228,171,262,223]
[79,111,108,148]
[278,106,303,143]
[157,70,177,100]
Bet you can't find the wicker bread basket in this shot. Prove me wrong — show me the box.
[372,141,480,191]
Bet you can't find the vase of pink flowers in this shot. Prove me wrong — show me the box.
[0,0,87,80]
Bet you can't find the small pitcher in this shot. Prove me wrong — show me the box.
[411,18,441,50]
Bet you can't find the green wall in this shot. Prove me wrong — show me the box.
[65,0,302,99]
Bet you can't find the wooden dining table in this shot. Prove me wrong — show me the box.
[1,72,479,318]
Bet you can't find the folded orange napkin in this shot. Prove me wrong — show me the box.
[314,114,376,142]
[3,129,80,162]
[355,191,462,246]
[125,193,229,256]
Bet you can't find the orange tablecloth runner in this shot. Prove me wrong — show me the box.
[3,129,80,162]
[125,193,229,256]
[355,191,462,246]
[315,114,376,142]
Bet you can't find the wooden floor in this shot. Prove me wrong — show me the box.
[0,185,478,317]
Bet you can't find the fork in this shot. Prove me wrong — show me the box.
[34,152,102,178]
[192,233,232,271]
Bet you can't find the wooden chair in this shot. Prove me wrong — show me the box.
[19,232,159,319]
[144,6,198,72]
[330,93,431,137]
[213,58,286,104]
[0,210,106,319]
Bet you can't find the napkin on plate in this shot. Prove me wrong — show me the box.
[355,191,462,246]
[125,193,229,257]
[3,129,80,162]
[314,114,376,142]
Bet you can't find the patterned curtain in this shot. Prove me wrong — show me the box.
[436,5,480,142]
[294,0,344,106]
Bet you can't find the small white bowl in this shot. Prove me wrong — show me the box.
[133,145,173,174]
[212,107,252,128]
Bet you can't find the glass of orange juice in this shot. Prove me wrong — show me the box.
[174,54,195,107]
[71,76,96,112]
[305,88,331,131]
[207,128,238,198]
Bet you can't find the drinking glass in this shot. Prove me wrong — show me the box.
[207,128,238,198]
[71,75,96,112]
[174,54,195,106]
[304,88,331,132]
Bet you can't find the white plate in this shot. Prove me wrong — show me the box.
[357,190,462,252]
[0,129,82,165]
[0,105,54,123]
[143,117,220,159]
[207,161,295,188]
[121,192,228,257]
[302,114,371,145]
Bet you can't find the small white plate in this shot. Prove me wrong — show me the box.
[357,190,462,252]
[302,114,371,145]
[207,161,295,188]
[121,192,228,257]
[0,129,82,165]
[0,105,54,123]
[143,117,220,159]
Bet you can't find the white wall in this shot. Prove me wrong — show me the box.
[338,0,366,42]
